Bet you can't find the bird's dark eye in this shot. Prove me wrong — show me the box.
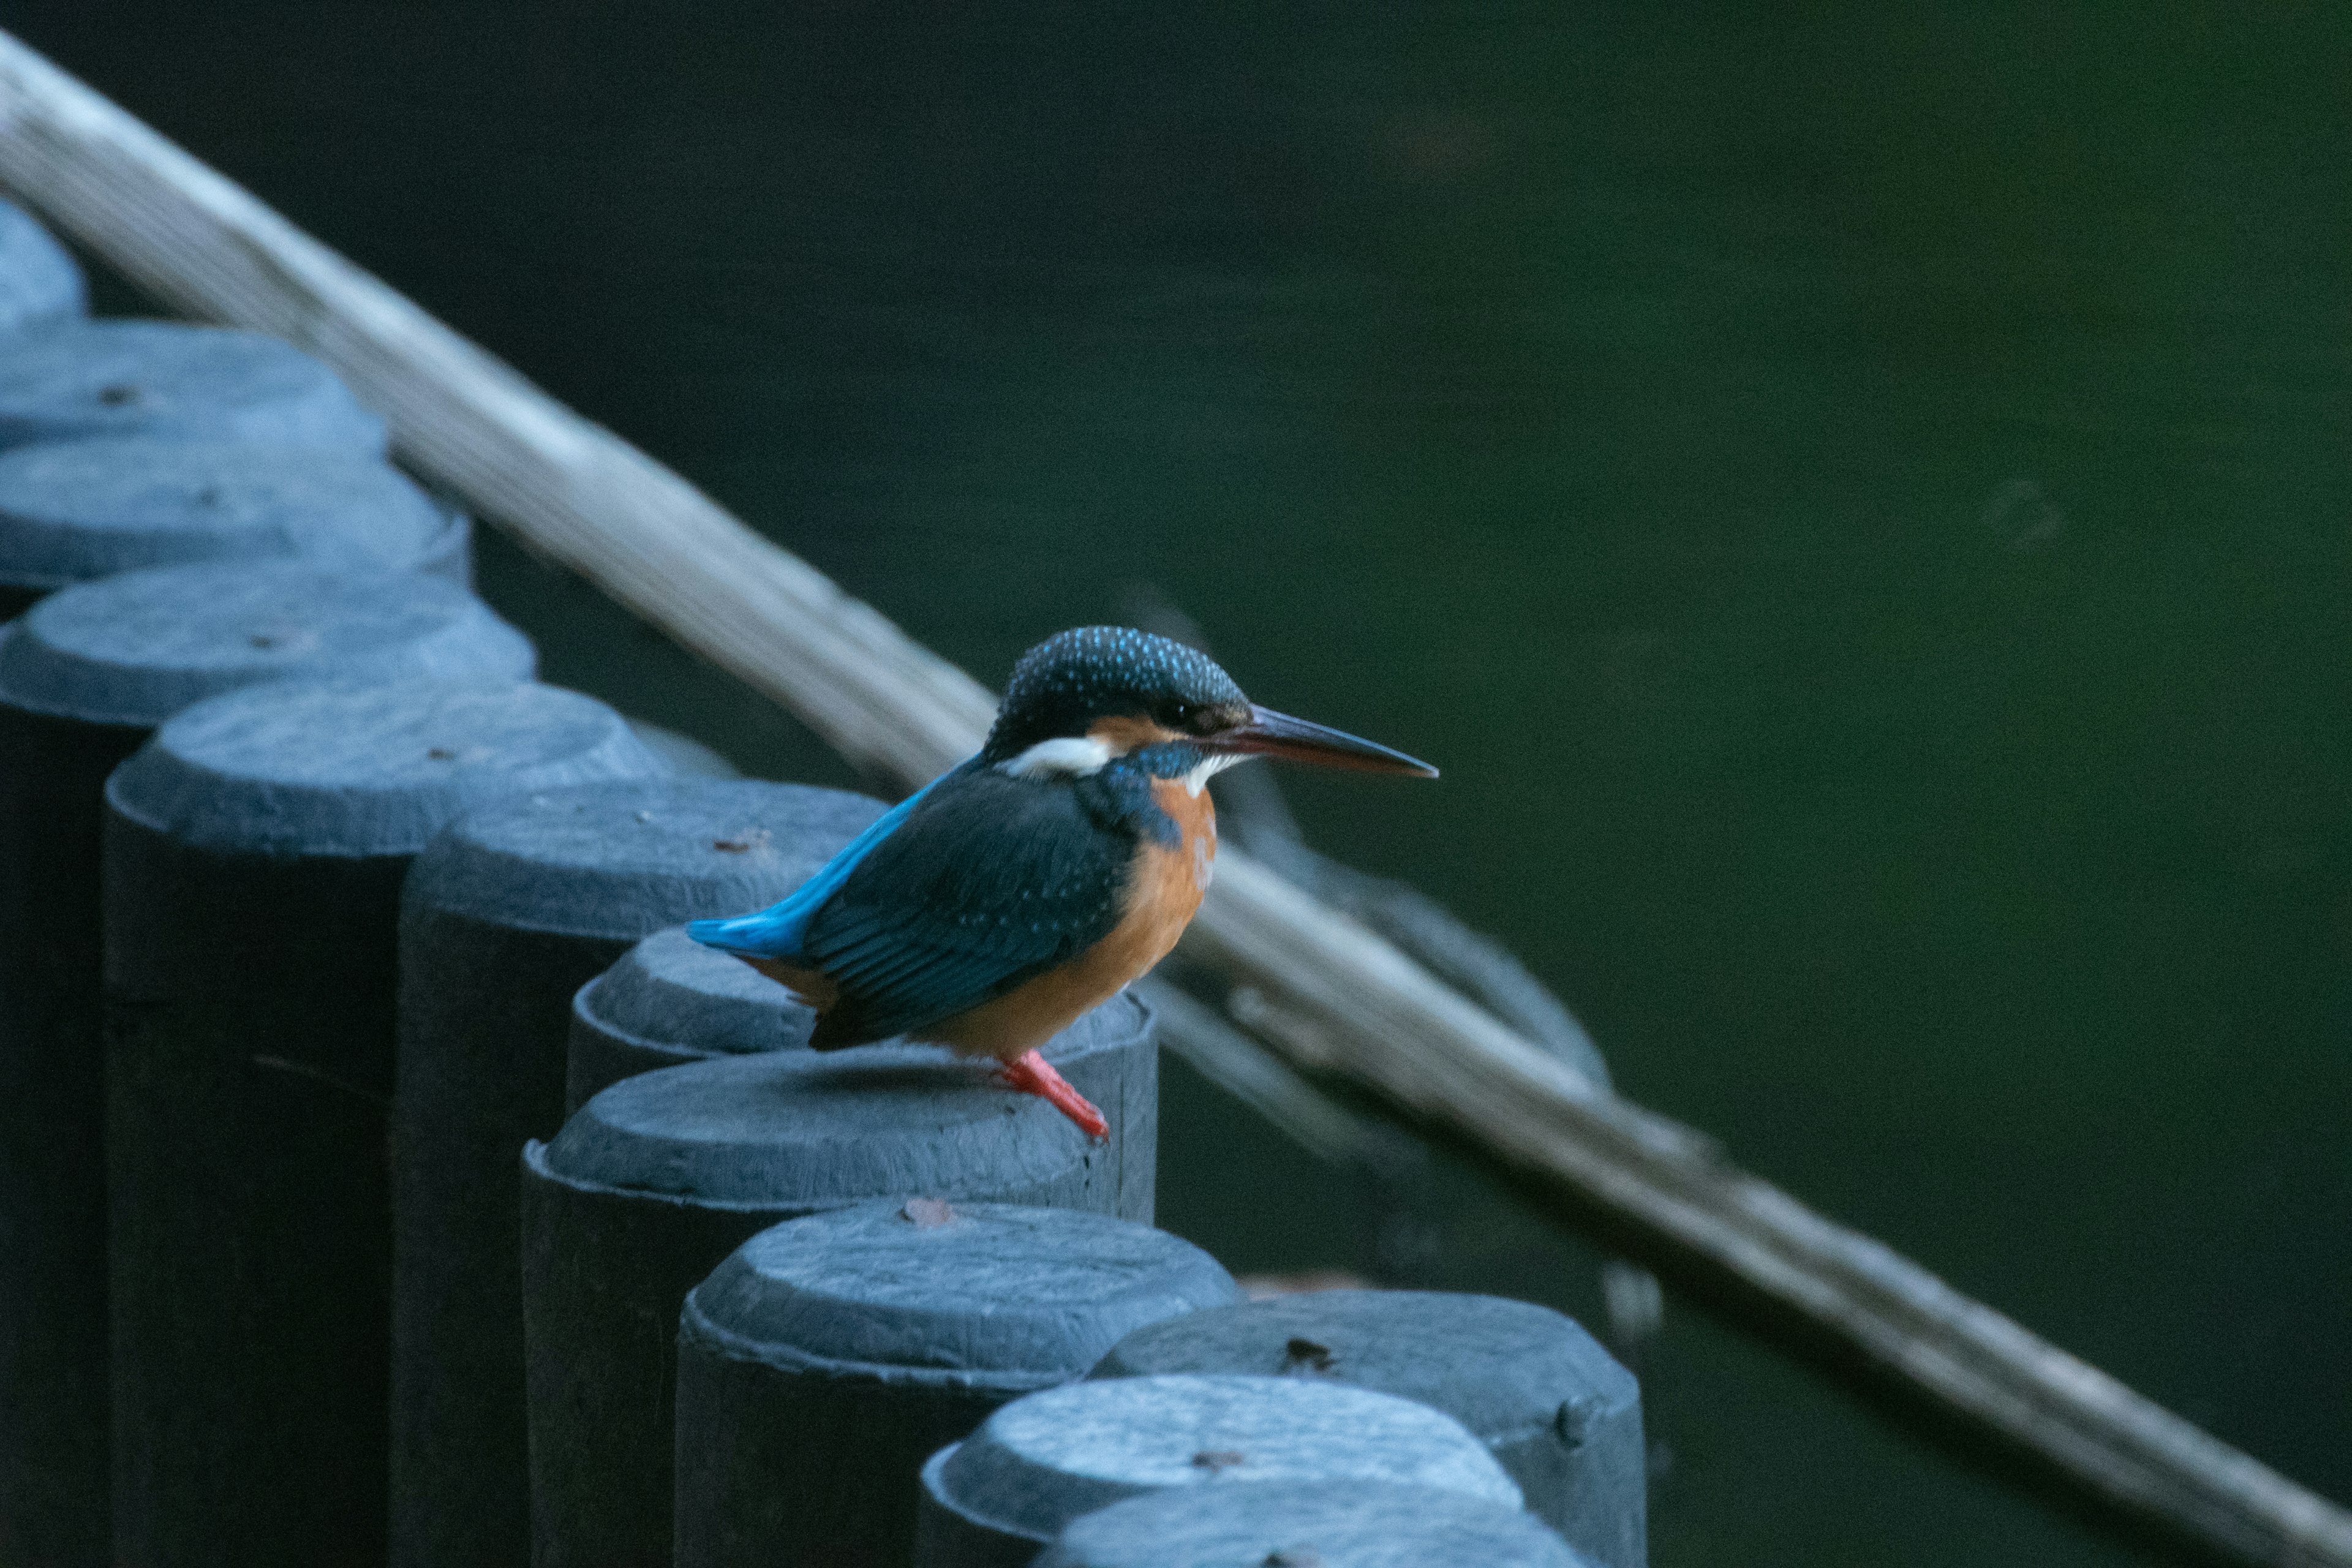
[1163,700,1197,730]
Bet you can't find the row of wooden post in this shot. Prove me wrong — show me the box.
[0,200,1646,1567]
[18,31,2352,1566]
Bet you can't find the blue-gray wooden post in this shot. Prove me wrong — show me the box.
[0,199,86,334]
[0,319,386,453]
[102,679,658,1567]
[0,562,531,1568]
[0,435,470,618]
[1090,1289,1646,1568]
[1036,1479,1592,1567]
[671,1200,1238,1568]
[565,925,1159,1219]
[562,924,815,1111]
[386,778,886,1568]
[529,1055,1196,1567]
[914,1374,1523,1567]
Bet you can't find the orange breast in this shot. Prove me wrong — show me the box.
[922,777,1216,1061]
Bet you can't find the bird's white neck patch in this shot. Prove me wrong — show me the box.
[999,735,1114,779]
[1182,753,1245,796]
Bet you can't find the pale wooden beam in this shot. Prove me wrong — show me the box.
[2,29,2341,1567]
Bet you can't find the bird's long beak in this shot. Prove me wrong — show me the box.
[1202,704,1439,777]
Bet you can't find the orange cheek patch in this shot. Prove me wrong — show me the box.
[1087,714,1183,753]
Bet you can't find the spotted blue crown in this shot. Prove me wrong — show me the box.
[980,626,1248,764]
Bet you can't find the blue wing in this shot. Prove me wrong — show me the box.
[788,763,1137,1046]
[686,766,956,960]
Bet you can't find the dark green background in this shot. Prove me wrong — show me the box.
[13,2,2348,1561]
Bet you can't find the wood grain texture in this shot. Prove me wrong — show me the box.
[3,30,2344,1567]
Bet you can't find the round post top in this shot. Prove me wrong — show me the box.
[0,560,533,728]
[579,924,820,1057]
[1091,1289,1637,1453]
[924,1373,1521,1545]
[105,679,658,858]
[682,1199,1237,1389]
[402,777,888,939]
[0,319,385,453]
[0,437,455,594]
[1036,1479,1590,1567]
[532,1044,1093,1210]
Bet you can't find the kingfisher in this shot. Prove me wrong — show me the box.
[687,626,1436,1137]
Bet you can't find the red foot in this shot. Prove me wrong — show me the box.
[998,1049,1109,1140]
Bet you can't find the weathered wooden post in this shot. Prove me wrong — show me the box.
[387,777,888,1568]
[529,1065,1194,1568]
[0,197,85,331]
[1091,1291,1645,1568]
[0,434,470,618]
[565,926,1160,1219]
[1035,1480,1591,1567]
[561,924,812,1112]
[0,561,531,1568]
[0,318,386,451]
[670,1200,1237,1568]
[914,1374,1523,1567]
[102,678,658,1567]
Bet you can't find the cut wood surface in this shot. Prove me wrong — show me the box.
[2,30,2343,1568]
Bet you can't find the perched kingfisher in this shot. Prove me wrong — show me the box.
[687,626,1437,1137]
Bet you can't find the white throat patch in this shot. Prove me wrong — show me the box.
[999,735,1114,779]
[1182,753,1245,796]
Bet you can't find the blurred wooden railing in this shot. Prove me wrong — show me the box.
[2,29,2343,1568]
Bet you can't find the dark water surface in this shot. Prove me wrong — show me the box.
[16,3,2350,1562]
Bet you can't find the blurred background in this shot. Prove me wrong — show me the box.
[13,2,2348,1562]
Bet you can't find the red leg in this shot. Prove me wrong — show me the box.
[997,1049,1109,1140]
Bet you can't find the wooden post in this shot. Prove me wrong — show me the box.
[3,30,2345,1567]
[526,1064,1137,1568]
[102,676,652,1568]
[1091,1289,1646,1568]
[915,1374,1521,1566]
[390,777,888,1568]
[671,1201,1237,1568]
[0,564,533,1568]
[565,927,1161,1220]
[0,435,468,618]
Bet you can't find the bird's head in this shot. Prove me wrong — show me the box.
[979,626,1438,781]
